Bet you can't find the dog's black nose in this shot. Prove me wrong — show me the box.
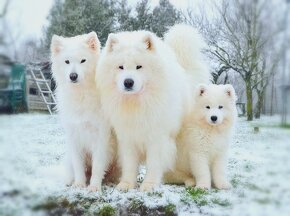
[70,73,78,82]
[124,78,134,89]
[211,116,218,122]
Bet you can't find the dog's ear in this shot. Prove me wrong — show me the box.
[142,33,154,51]
[51,35,63,56]
[224,84,237,101]
[106,33,118,52]
[86,31,100,51]
[197,84,207,97]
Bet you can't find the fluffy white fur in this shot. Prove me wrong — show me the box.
[96,25,209,191]
[50,32,118,192]
[164,84,237,189]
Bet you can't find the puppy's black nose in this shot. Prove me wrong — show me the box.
[70,73,78,82]
[124,78,134,89]
[211,116,218,122]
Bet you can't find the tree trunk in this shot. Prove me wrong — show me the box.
[255,91,263,119]
[270,76,274,116]
[246,80,253,121]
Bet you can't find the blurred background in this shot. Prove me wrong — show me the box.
[0,0,289,125]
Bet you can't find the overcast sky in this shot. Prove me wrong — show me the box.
[0,0,192,46]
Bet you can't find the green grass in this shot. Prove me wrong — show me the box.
[230,174,244,188]
[280,124,290,129]
[98,204,116,216]
[252,122,290,130]
[164,203,176,215]
[147,191,163,197]
[181,187,232,208]
[32,195,111,215]
[245,183,270,193]
[32,198,59,211]
[128,198,145,212]
[186,187,208,197]
[211,198,231,207]
[182,187,209,207]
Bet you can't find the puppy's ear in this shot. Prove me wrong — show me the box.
[86,31,100,51]
[224,84,237,101]
[197,84,207,97]
[142,33,154,51]
[106,33,118,52]
[51,35,63,56]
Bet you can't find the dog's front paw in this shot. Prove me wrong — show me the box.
[116,182,135,191]
[195,183,211,190]
[88,184,102,193]
[214,181,232,190]
[185,178,196,187]
[140,182,159,192]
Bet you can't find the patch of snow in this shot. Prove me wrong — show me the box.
[0,114,290,215]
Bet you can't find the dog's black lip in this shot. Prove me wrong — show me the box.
[124,88,133,91]
[70,80,78,83]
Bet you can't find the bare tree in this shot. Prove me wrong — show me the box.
[0,0,23,61]
[0,0,9,18]
[184,0,284,121]
[0,0,9,45]
[252,45,283,118]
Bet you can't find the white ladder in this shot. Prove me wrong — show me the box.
[28,66,57,115]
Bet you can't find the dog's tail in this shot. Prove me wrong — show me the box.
[164,24,211,84]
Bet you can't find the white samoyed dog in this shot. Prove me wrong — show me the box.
[50,32,118,192]
[96,25,209,191]
[164,84,237,189]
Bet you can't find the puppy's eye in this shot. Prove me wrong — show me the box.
[136,65,142,69]
[81,59,86,63]
[206,106,210,109]
[219,106,223,109]
[65,60,70,64]
[119,66,124,70]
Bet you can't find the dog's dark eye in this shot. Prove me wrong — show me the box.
[65,60,70,64]
[81,59,86,63]
[119,66,124,70]
[136,65,142,69]
[219,106,223,109]
[206,106,210,109]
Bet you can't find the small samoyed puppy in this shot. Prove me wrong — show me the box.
[50,32,118,192]
[96,25,209,191]
[164,84,237,189]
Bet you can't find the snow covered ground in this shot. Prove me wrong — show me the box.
[0,113,289,216]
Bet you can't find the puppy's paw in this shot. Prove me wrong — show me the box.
[195,183,211,190]
[116,182,135,191]
[215,181,232,190]
[88,184,102,193]
[185,178,196,187]
[140,182,159,192]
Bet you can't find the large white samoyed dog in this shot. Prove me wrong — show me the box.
[164,84,237,189]
[50,32,118,192]
[96,25,210,191]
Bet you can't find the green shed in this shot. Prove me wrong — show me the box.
[0,60,27,113]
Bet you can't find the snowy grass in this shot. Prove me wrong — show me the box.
[0,113,290,215]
